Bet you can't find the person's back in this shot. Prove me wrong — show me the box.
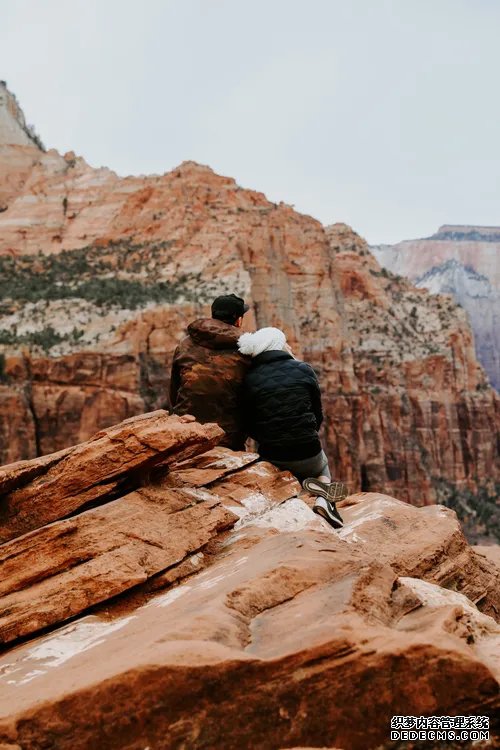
[169,295,250,450]
[239,327,346,529]
[243,351,322,462]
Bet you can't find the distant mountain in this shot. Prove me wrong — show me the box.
[372,226,500,390]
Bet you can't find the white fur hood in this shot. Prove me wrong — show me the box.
[238,327,287,357]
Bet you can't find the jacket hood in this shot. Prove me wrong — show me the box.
[187,318,241,350]
[238,327,287,357]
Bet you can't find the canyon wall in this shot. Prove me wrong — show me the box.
[0,83,498,523]
[372,225,500,391]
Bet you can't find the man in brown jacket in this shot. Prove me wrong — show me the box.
[169,294,251,450]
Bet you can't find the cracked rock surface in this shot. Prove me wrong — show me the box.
[0,413,498,749]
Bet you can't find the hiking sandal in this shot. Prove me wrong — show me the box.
[302,477,348,502]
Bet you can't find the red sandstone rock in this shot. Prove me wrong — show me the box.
[165,446,259,486]
[0,411,223,543]
[0,416,499,749]
[0,445,74,496]
[0,484,236,644]
[0,522,498,749]
[474,544,500,569]
[208,459,302,507]
[325,223,499,507]
[337,492,500,618]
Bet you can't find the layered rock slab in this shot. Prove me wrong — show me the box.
[337,492,500,619]
[0,435,302,647]
[0,415,498,749]
[0,485,236,644]
[0,410,223,543]
[163,445,259,486]
[0,518,498,750]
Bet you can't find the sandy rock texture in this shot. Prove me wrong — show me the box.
[0,83,499,523]
[0,410,223,542]
[0,413,499,750]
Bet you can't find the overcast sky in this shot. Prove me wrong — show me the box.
[1,0,499,243]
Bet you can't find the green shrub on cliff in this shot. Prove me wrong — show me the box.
[0,326,66,352]
[0,241,200,310]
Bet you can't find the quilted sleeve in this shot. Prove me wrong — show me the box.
[302,363,323,430]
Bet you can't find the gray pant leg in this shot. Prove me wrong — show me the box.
[317,450,331,480]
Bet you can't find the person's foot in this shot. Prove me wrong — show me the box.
[312,496,344,529]
[302,477,348,503]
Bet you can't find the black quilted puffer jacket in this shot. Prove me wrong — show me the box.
[242,350,324,461]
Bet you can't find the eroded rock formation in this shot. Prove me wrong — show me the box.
[0,412,498,749]
[371,225,500,391]
[0,83,499,525]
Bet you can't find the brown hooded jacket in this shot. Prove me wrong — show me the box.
[169,318,250,449]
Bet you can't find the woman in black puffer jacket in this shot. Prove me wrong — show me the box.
[238,327,346,529]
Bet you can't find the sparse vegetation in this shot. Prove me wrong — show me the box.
[0,326,66,352]
[0,240,242,354]
[24,122,45,151]
[0,241,208,310]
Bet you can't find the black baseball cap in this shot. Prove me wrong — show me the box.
[211,294,249,321]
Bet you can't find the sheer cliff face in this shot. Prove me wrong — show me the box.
[0,87,498,509]
[372,226,500,391]
[0,81,43,150]
[0,82,44,211]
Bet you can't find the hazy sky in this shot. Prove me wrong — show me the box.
[1,0,499,243]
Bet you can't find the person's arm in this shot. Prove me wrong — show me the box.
[238,367,257,440]
[168,349,181,411]
[239,380,252,437]
[307,365,324,430]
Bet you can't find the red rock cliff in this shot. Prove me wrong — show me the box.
[0,85,498,524]
[372,225,500,390]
